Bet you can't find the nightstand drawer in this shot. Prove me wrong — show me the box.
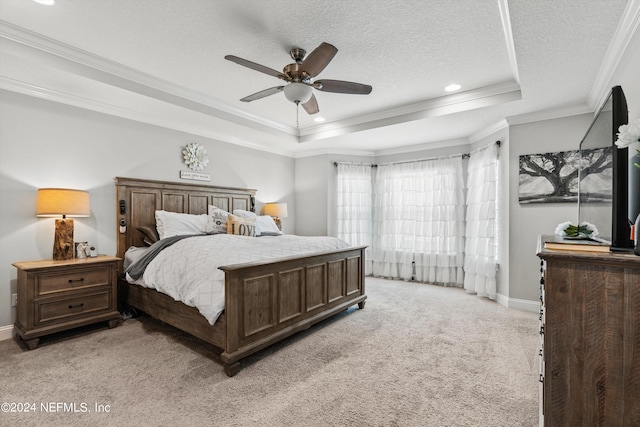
[36,290,111,325]
[37,267,110,296]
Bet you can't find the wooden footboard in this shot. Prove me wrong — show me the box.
[219,245,366,375]
[119,245,366,376]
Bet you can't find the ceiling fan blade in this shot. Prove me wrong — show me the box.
[300,42,338,77]
[314,79,372,95]
[302,94,319,115]
[225,55,286,80]
[240,86,284,102]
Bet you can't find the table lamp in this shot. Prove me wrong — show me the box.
[264,202,288,230]
[36,188,90,260]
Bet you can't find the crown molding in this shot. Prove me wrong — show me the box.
[469,119,509,143]
[0,76,297,158]
[298,80,522,143]
[498,0,520,84]
[1,20,524,147]
[587,0,640,110]
[294,148,376,159]
[374,138,470,157]
[0,20,297,138]
[505,104,593,126]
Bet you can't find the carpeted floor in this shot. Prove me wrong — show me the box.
[0,278,539,427]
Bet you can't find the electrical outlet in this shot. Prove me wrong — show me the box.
[11,293,17,307]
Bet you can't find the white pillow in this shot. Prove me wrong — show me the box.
[233,209,257,220]
[155,210,208,240]
[207,205,230,234]
[255,215,282,235]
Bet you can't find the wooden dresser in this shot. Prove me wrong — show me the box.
[13,256,121,349]
[537,236,640,426]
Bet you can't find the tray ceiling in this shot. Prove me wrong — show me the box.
[0,0,636,156]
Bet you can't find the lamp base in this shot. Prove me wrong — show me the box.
[53,219,74,260]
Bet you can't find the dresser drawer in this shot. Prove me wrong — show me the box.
[37,266,111,296]
[35,290,111,326]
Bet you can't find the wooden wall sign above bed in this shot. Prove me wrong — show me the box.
[114,177,366,376]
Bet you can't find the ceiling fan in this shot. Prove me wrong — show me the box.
[224,42,372,115]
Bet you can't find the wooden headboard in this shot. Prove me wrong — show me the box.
[115,177,256,260]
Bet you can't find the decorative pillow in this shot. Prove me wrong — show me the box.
[207,205,230,234]
[155,210,208,240]
[137,225,160,246]
[255,215,282,236]
[227,213,256,237]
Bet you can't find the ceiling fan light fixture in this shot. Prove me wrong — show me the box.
[284,83,313,104]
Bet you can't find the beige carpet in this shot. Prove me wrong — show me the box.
[0,278,539,427]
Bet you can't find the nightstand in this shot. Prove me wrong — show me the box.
[12,256,121,349]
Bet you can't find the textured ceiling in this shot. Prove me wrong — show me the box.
[0,0,636,156]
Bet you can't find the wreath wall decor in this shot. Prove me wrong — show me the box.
[182,143,209,171]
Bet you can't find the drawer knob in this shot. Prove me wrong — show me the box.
[68,303,84,309]
[68,278,85,283]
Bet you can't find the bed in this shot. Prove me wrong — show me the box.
[115,177,366,376]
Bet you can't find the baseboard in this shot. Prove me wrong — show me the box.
[508,297,540,312]
[0,324,14,341]
[496,294,539,313]
[496,293,509,308]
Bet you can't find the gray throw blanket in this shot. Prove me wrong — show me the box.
[126,234,202,280]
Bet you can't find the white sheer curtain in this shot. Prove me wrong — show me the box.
[336,163,373,275]
[371,157,465,285]
[464,143,499,299]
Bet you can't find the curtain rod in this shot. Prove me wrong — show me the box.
[462,140,501,159]
[333,141,501,167]
[333,162,377,168]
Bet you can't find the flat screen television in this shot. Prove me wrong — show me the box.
[578,85,635,251]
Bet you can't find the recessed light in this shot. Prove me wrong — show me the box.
[32,0,56,5]
[313,117,326,123]
[445,84,461,92]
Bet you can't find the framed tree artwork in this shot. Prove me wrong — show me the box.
[518,148,612,203]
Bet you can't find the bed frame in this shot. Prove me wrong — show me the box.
[114,177,366,376]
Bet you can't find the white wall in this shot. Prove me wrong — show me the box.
[0,90,295,328]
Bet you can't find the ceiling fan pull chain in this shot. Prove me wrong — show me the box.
[296,102,300,128]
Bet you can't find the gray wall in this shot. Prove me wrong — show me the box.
[294,155,329,236]
[508,114,593,303]
[0,91,295,327]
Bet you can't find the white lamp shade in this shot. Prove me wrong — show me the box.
[36,188,90,217]
[283,83,312,104]
[264,202,288,218]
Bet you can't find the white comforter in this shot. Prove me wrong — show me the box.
[127,234,350,325]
